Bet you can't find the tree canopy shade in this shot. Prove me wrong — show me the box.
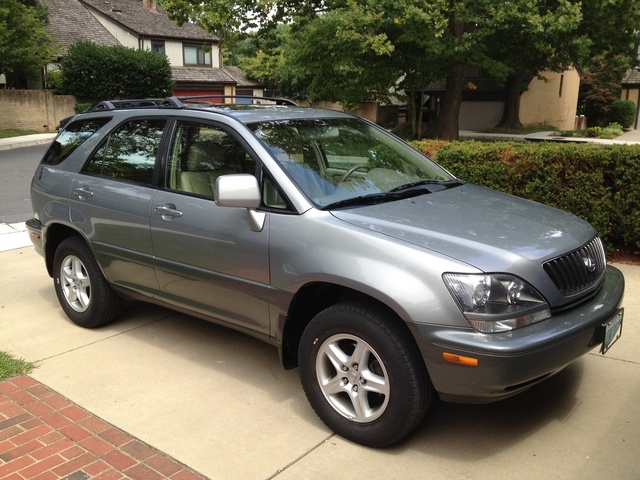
[161,0,637,139]
[0,0,57,88]
[56,42,174,99]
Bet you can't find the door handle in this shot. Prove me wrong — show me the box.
[154,204,183,220]
[73,187,94,199]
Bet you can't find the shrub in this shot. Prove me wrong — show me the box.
[412,139,640,253]
[58,41,174,99]
[607,100,636,129]
[585,126,601,137]
[600,122,623,139]
[45,70,63,92]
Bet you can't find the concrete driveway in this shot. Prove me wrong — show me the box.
[1,244,638,480]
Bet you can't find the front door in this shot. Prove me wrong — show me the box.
[150,119,271,334]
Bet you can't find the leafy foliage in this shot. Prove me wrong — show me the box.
[160,0,640,140]
[606,100,636,129]
[161,1,586,138]
[576,0,640,125]
[56,41,174,99]
[0,0,57,87]
[412,140,640,253]
[579,54,631,126]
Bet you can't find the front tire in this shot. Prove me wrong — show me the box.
[299,302,432,447]
[53,237,122,328]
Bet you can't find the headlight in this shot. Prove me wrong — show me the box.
[443,273,551,333]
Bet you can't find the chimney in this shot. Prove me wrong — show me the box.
[142,0,157,11]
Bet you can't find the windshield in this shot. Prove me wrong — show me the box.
[250,118,458,208]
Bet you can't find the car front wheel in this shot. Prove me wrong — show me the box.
[53,236,122,328]
[299,302,432,447]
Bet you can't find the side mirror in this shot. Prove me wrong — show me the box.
[215,174,265,232]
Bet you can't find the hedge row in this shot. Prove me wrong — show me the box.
[411,140,640,253]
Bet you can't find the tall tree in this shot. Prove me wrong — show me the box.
[485,0,585,129]
[0,0,56,88]
[158,0,620,138]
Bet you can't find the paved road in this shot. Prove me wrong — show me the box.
[0,144,46,224]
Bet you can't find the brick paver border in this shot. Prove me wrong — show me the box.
[0,376,208,480]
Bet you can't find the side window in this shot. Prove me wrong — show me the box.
[83,119,166,185]
[262,174,288,210]
[41,118,110,166]
[166,121,256,198]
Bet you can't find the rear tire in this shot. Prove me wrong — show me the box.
[53,237,122,328]
[299,302,432,447]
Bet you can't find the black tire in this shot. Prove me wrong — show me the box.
[53,236,122,328]
[299,302,432,447]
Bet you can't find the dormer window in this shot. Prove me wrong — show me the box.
[184,44,211,66]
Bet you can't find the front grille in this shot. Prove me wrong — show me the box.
[543,237,606,296]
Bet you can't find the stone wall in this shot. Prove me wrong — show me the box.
[0,90,76,132]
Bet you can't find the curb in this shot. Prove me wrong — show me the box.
[0,223,31,253]
[0,134,56,152]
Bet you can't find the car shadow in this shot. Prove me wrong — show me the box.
[395,360,585,457]
[43,297,589,452]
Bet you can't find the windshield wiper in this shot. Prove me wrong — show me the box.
[322,190,421,210]
[389,179,464,193]
[322,180,464,210]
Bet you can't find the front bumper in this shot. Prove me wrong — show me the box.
[413,265,625,403]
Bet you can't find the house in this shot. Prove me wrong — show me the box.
[621,68,640,129]
[422,69,581,132]
[43,0,265,99]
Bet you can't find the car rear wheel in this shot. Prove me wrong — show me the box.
[53,237,122,328]
[299,302,432,447]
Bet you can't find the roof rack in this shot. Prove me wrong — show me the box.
[160,95,298,108]
[90,99,163,111]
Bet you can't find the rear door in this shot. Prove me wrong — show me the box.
[69,117,167,297]
[150,118,271,334]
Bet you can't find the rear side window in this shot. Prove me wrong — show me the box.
[83,118,166,185]
[41,118,110,166]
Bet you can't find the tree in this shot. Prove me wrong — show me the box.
[57,42,174,99]
[576,0,640,125]
[0,0,56,88]
[485,1,585,129]
[158,0,630,139]
[579,54,631,126]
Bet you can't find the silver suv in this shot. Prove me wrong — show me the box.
[27,97,625,447]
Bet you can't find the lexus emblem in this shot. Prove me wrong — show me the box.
[583,256,597,272]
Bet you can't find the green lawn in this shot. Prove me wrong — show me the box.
[0,129,40,139]
[0,351,35,379]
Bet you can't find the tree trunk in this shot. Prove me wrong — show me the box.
[496,74,526,129]
[432,3,464,140]
[433,63,464,140]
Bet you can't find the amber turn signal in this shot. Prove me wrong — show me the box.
[443,352,479,367]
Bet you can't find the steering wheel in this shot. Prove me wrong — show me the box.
[340,165,370,182]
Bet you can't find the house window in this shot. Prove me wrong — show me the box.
[559,74,564,97]
[184,44,212,66]
[151,40,165,55]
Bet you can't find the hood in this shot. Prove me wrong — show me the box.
[330,183,595,273]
